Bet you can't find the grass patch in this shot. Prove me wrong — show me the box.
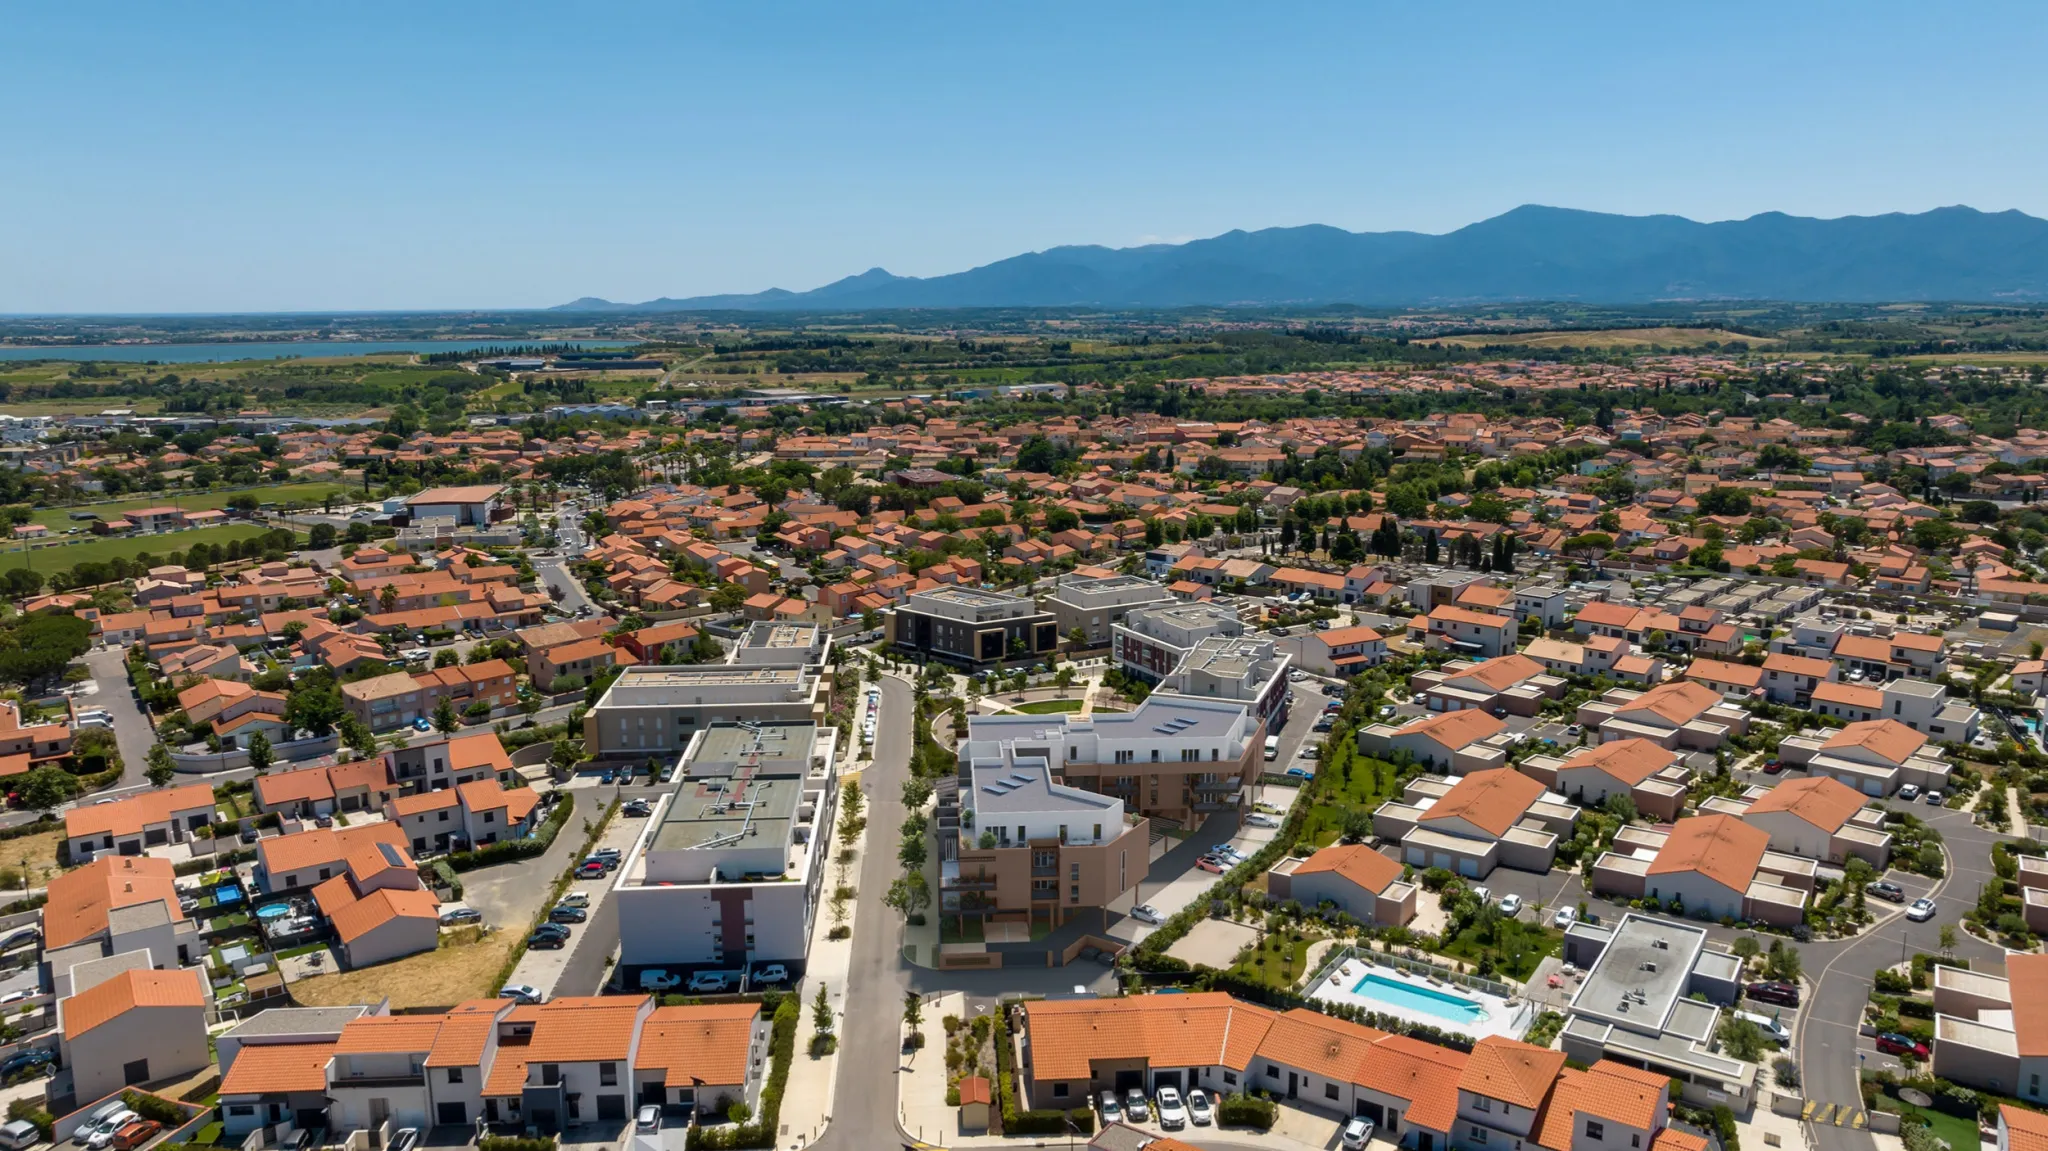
[28,484,347,532]
[1296,750,1405,849]
[1,524,303,574]
[1227,931,1317,991]
[1010,698,1087,714]
[941,918,985,944]
[0,825,71,891]
[1438,917,1561,981]
[288,927,512,1008]
[1882,1098,1979,1151]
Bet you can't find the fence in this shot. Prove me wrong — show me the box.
[1306,943,1519,1000]
[172,734,339,773]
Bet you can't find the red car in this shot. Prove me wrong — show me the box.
[1761,760,1783,775]
[1876,1033,1929,1059]
[1194,855,1226,873]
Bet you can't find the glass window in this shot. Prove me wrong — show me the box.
[1587,1122,1604,1141]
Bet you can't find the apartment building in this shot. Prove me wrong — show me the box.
[1045,573,1175,646]
[957,694,1262,827]
[1153,633,1292,732]
[940,759,1145,932]
[888,585,1059,668]
[582,664,824,759]
[1113,600,1246,683]
[613,724,838,981]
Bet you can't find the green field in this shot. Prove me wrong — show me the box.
[29,483,349,532]
[0,524,303,575]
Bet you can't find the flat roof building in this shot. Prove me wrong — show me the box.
[582,664,823,760]
[889,586,1058,668]
[1045,574,1175,646]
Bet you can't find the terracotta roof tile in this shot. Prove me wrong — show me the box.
[1293,844,1403,896]
[634,1003,761,1087]
[1742,775,1867,833]
[1558,739,1676,788]
[62,967,205,1040]
[220,1041,339,1096]
[1457,1036,1566,1109]
[1419,768,1546,837]
[1645,814,1767,892]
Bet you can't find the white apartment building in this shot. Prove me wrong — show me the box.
[582,665,824,759]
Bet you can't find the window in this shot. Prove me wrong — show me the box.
[1070,863,1080,880]
[318,868,331,882]
[542,1065,561,1086]
[1070,884,1079,901]
[228,1107,255,1117]
[449,1067,464,1084]
[439,811,451,822]
[1325,1083,1339,1101]
[1474,1098,1491,1112]
[1150,749,1160,762]
[1115,750,1133,764]
[1587,1122,1604,1141]
[1266,1065,1278,1078]
[1181,749,1199,762]
[1470,1129,1489,1145]
[601,1063,618,1087]
[1223,1071,1237,1086]
[1053,1084,1069,1098]
[1632,1137,1640,1148]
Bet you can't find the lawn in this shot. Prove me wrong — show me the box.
[1,524,302,574]
[1011,698,1087,714]
[287,927,512,1008]
[1297,748,1405,848]
[941,918,986,944]
[1228,930,1319,991]
[1438,917,1561,981]
[1882,1098,1979,1151]
[29,483,349,531]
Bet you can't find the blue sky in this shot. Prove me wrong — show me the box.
[4,2,2042,313]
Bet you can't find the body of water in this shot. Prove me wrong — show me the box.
[0,338,634,364]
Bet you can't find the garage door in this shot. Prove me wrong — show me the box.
[597,1095,628,1121]
[1405,846,1425,865]
[1152,1070,1183,1092]
[1459,858,1479,878]
[437,1103,467,1126]
[1432,853,1451,870]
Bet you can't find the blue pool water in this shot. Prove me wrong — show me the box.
[255,903,291,921]
[1349,973,1487,1025]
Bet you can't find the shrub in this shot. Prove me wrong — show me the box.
[1217,1093,1277,1130]
[6,1099,52,1140]
[479,1138,556,1151]
[447,793,575,872]
[686,995,797,1149]
[431,860,463,899]
[120,1092,189,1126]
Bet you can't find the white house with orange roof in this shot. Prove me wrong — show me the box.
[482,995,656,1130]
[42,856,203,992]
[1408,652,1565,716]
[1265,843,1417,926]
[1357,709,1512,773]
[1701,775,1890,867]
[1407,604,1517,659]
[1521,738,1689,822]
[1372,767,1576,877]
[1590,814,1811,926]
[1775,718,1953,797]
[62,782,215,861]
[1760,652,1836,704]
[1573,680,1751,750]
[56,966,211,1108]
[385,778,539,856]
[632,1002,769,1118]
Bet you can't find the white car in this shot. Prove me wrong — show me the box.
[499,984,543,1004]
[1342,1117,1376,1150]
[1498,894,1524,917]
[640,969,682,992]
[1130,903,1165,925]
[1553,907,1578,929]
[1246,813,1282,829]
[686,970,729,993]
[636,1106,662,1133]
[1907,898,1938,922]
[1186,1088,1212,1126]
[752,963,789,985]
[1154,1086,1187,1130]
[556,891,590,908]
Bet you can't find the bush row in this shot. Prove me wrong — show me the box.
[686,997,799,1149]
[448,792,575,872]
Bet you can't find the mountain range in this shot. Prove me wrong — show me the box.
[555,205,2048,311]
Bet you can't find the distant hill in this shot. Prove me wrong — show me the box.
[556,205,2048,311]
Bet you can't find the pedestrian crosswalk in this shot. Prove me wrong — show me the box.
[1800,1100,1868,1128]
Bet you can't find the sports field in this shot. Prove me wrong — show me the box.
[27,483,348,532]
[0,523,303,575]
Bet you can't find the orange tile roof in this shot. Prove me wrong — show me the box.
[1294,844,1403,896]
[1256,1009,1387,1085]
[44,856,185,949]
[1453,653,1545,692]
[1023,993,1280,1081]
[329,887,440,945]
[1558,739,1676,787]
[1570,1060,1669,1127]
[1645,815,1767,892]
[447,731,514,774]
[634,1003,762,1087]
[64,783,215,840]
[1683,659,1762,690]
[1811,681,1882,709]
[2008,954,2048,1057]
[1762,653,1832,678]
[1651,1129,1711,1151]
[62,967,205,1039]
[524,996,649,1063]
[1352,1034,1466,1131]
[1419,768,1546,837]
[1821,719,1927,766]
[335,1015,447,1053]
[220,1040,339,1096]
[2003,1104,2048,1151]
[1457,1036,1566,1109]
[1616,681,1721,727]
[1743,775,1867,833]
[255,766,338,807]
[259,821,408,879]
[1399,709,1506,753]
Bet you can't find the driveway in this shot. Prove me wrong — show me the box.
[459,792,583,930]
[83,645,156,789]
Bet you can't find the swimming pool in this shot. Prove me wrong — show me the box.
[1348,973,1487,1025]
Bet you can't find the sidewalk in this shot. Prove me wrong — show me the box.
[779,748,870,1148]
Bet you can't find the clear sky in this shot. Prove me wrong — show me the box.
[5,1,2044,313]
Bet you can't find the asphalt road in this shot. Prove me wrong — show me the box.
[82,644,156,789]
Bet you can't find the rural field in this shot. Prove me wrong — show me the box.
[28,482,350,532]
[2,523,303,574]
[288,927,512,1008]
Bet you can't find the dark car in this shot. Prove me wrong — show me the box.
[600,770,616,785]
[549,906,588,924]
[1866,880,1907,903]
[624,801,652,817]
[0,1049,52,1077]
[1746,981,1800,1007]
[1761,760,1783,775]
[527,931,568,950]
[1876,1032,1929,1059]
[240,827,261,844]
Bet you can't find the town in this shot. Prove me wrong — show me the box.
[0,331,2034,1151]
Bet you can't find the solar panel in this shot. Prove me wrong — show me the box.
[1153,725,1176,734]
[982,785,1007,795]
[1007,773,1032,785]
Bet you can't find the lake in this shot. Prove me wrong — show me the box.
[0,338,635,364]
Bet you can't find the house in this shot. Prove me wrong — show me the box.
[1760,653,1835,705]
[481,996,656,1132]
[529,638,627,692]
[1523,739,1688,822]
[252,822,414,895]
[632,1003,770,1119]
[1358,710,1510,773]
[1291,625,1388,678]
[318,881,441,970]
[1727,776,1890,867]
[1574,681,1750,751]
[63,783,215,861]
[1522,636,1633,680]
[1776,718,1952,797]
[1408,653,1564,716]
[1682,659,1762,701]
[386,779,540,856]
[1590,815,1810,926]
[1372,767,1577,878]
[1930,953,2048,1097]
[254,759,400,820]
[1407,605,1516,659]
[1265,844,1417,926]
[56,967,210,1106]
[341,671,426,732]
[42,856,202,981]
[403,485,504,526]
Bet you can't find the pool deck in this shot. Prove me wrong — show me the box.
[1306,957,1534,1042]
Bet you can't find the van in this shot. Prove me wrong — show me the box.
[1263,735,1280,762]
[1734,1010,1791,1047]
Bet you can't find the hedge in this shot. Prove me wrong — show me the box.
[432,860,463,899]
[175,848,254,877]
[120,1091,190,1126]
[479,1138,556,1151]
[448,792,575,872]
[686,997,798,1149]
[0,816,57,843]
[1217,1093,1277,1130]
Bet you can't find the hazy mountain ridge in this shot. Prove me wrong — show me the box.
[557,205,2048,310]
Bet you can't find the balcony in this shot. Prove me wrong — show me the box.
[1031,864,1057,878]
[334,1073,426,1089]
[1031,888,1057,901]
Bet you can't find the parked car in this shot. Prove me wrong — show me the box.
[639,970,681,992]
[1907,898,1938,922]
[0,1118,41,1151]
[1552,907,1577,929]
[624,800,652,817]
[1761,760,1783,775]
[1130,903,1165,925]
[387,1129,418,1151]
[80,1110,136,1150]
[556,892,590,908]
[637,1106,662,1133]
[549,905,588,923]
[595,848,623,863]
[438,907,483,926]
[599,769,616,785]
[1194,855,1226,873]
[412,718,431,732]
[1924,791,1945,806]
[1876,1032,1929,1059]
[687,971,730,993]
[313,814,334,829]
[1866,881,1907,903]
[499,984,543,1004]
[526,930,567,950]
[1284,767,1315,780]
[1377,705,1396,719]
[1123,1088,1149,1123]
[1898,784,1921,801]
[1565,723,1582,736]
[576,861,608,879]
[1746,981,1800,1007]
[1098,1091,1122,1124]
[1498,894,1524,917]
[1155,1086,1187,1130]
[1186,1088,1212,1126]
[0,1049,50,1078]
[752,963,790,985]
[1341,1117,1376,1150]
[1733,1011,1791,1047]
[111,1121,159,1151]
[1246,813,1281,829]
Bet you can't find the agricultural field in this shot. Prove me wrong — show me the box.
[27,482,350,533]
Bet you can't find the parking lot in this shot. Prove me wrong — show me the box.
[502,801,654,999]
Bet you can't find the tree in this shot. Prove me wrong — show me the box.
[433,697,460,735]
[281,619,308,643]
[811,982,835,1037]
[898,827,929,872]
[284,683,345,737]
[308,523,338,549]
[901,776,932,810]
[1695,488,1753,518]
[1718,1014,1766,1062]
[549,734,578,772]
[885,873,932,918]
[16,766,78,812]
[340,715,377,759]
[1424,530,1439,564]
[378,584,398,613]
[1053,666,1076,694]
[903,991,925,1041]
[245,732,273,771]
[145,742,177,788]
[710,582,749,612]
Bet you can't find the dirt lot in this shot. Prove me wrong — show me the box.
[0,825,74,891]
[288,925,515,1008]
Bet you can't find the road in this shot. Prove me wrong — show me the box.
[81,644,156,789]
